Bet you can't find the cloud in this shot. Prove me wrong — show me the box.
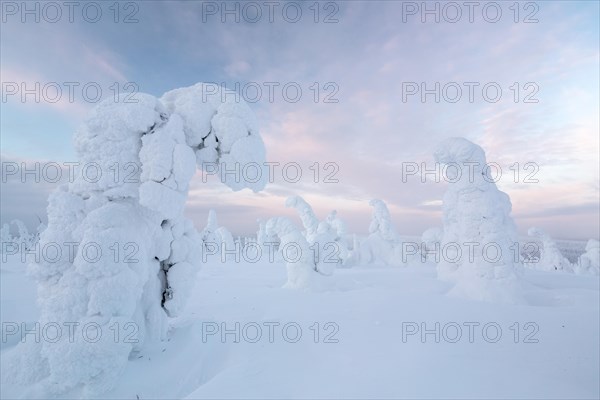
[1,1,598,240]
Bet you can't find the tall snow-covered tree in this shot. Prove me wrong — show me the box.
[20,83,267,396]
[434,137,522,303]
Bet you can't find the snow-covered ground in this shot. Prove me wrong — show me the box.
[2,251,598,399]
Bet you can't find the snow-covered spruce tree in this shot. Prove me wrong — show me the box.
[326,210,347,240]
[576,239,600,275]
[360,199,405,266]
[11,219,35,250]
[433,137,522,303]
[216,227,235,257]
[421,227,443,262]
[199,209,235,259]
[0,223,13,251]
[265,217,320,288]
[285,195,348,268]
[326,210,352,265]
[343,234,362,266]
[285,195,319,242]
[256,218,267,245]
[200,210,220,247]
[21,83,267,396]
[527,227,573,272]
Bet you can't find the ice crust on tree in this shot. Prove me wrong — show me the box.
[433,137,523,303]
[527,227,573,272]
[18,84,267,396]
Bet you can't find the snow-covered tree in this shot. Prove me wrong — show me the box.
[343,234,362,266]
[285,195,319,242]
[201,209,219,239]
[285,196,348,267]
[0,223,12,250]
[256,219,267,245]
[265,217,320,289]
[11,219,35,250]
[200,209,234,257]
[326,210,347,239]
[527,227,573,272]
[19,83,267,396]
[326,210,352,266]
[421,227,443,262]
[575,239,599,275]
[360,199,405,266]
[216,227,235,255]
[434,137,522,303]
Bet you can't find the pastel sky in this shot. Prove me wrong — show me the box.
[1,1,598,240]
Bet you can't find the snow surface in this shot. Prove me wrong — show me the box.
[1,252,599,399]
